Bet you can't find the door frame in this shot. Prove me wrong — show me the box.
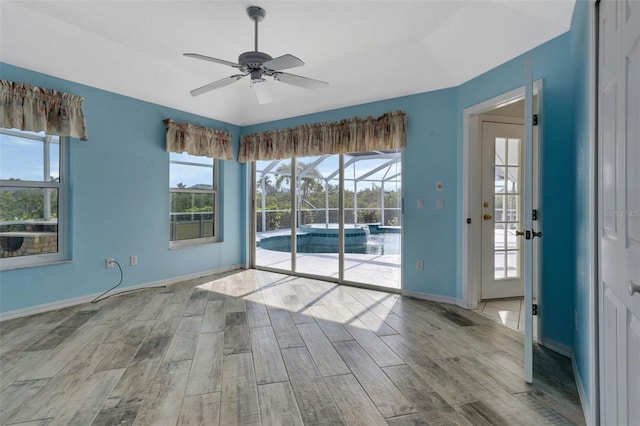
[462,81,543,306]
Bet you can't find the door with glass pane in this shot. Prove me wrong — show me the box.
[481,122,525,299]
[294,155,340,278]
[253,151,402,290]
[343,152,402,288]
[254,158,293,272]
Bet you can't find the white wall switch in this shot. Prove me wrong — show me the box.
[417,198,424,209]
[130,255,137,266]
[436,198,444,209]
[417,260,424,270]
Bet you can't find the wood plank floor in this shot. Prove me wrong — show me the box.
[0,269,585,425]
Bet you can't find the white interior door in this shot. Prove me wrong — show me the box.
[522,60,535,384]
[598,0,640,423]
[481,121,525,299]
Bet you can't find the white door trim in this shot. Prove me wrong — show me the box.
[586,2,598,425]
[462,81,543,308]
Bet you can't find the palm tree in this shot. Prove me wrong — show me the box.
[274,161,323,198]
[257,174,275,195]
[274,161,324,226]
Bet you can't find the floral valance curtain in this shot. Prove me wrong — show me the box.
[164,119,233,160]
[0,79,88,140]
[239,111,407,162]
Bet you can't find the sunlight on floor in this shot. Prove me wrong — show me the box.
[194,270,401,333]
[473,297,538,339]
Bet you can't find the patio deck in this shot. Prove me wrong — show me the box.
[255,247,401,289]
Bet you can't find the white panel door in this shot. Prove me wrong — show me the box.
[598,0,640,423]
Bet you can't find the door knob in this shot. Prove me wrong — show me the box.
[630,282,640,296]
[483,214,492,221]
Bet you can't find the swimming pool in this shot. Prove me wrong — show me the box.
[364,232,401,255]
[258,225,401,255]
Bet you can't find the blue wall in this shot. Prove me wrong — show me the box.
[457,33,577,349]
[242,89,459,296]
[2,7,595,415]
[1,30,581,364]
[571,0,594,413]
[243,33,579,353]
[0,63,244,313]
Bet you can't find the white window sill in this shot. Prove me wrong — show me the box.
[0,259,72,272]
[169,238,221,250]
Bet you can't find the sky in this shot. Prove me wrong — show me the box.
[169,152,214,188]
[0,131,60,182]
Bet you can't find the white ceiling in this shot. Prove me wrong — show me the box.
[0,1,575,126]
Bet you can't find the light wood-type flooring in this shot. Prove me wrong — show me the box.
[0,269,585,425]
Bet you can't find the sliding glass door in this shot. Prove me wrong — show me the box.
[253,150,402,290]
[294,154,341,278]
[254,158,292,272]
[343,152,402,288]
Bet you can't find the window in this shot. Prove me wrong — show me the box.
[169,152,219,247]
[0,128,68,269]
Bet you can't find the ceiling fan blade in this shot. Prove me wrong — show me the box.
[252,79,273,104]
[262,54,305,71]
[190,75,244,97]
[183,53,240,68]
[274,72,329,91]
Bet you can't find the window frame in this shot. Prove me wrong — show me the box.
[0,128,69,270]
[169,154,220,249]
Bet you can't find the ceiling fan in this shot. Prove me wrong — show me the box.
[184,6,329,104]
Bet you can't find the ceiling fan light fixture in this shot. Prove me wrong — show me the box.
[250,69,264,81]
[251,78,273,105]
[184,5,328,102]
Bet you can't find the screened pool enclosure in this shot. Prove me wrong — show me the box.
[253,150,402,289]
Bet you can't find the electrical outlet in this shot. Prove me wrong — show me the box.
[417,198,424,209]
[106,257,114,268]
[417,260,424,270]
[130,255,137,266]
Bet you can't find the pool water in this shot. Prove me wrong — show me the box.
[259,230,400,255]
[364,233,401,255]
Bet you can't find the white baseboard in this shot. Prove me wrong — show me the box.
[538,338,590,425]
[571,354,592,426]
[402,290,464,307]
[538,336,573,358]
[0,264,244,322]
